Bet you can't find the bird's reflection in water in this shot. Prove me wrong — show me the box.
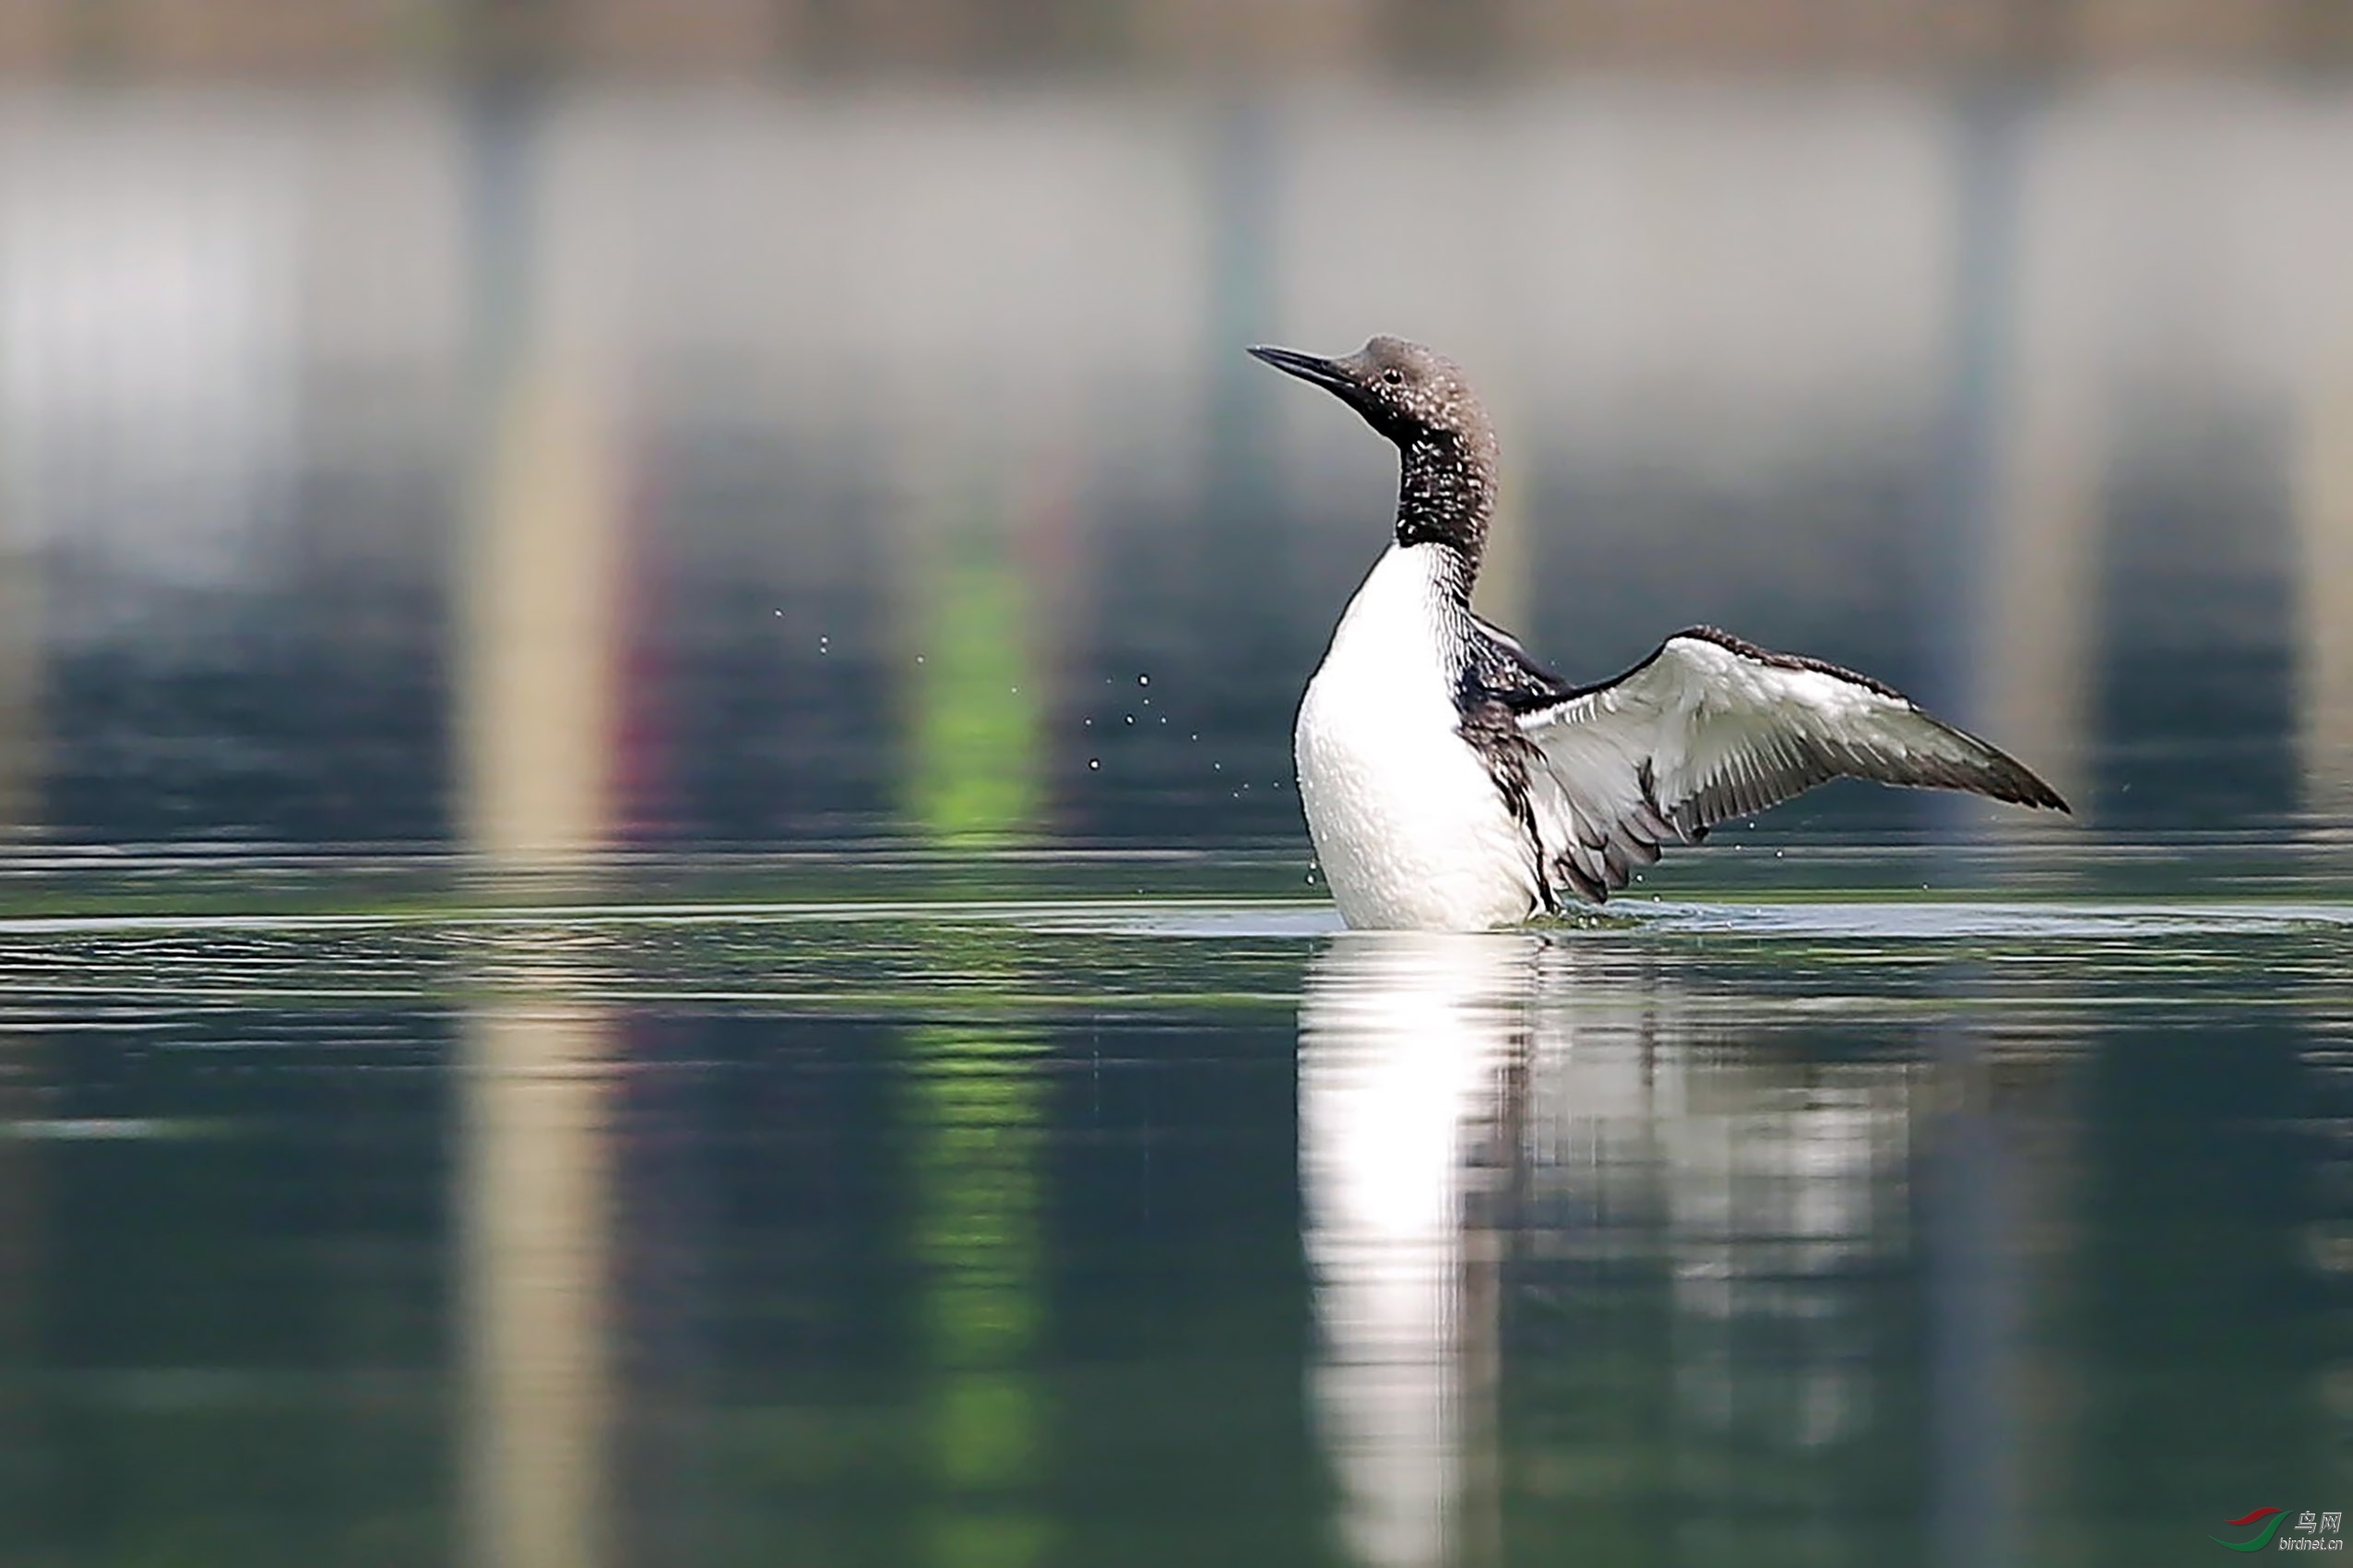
[1301,932,1924,1567]
[1301,932,1531,1568]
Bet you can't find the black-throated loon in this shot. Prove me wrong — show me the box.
[1249,335,2069,932]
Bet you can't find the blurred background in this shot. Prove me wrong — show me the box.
[1,0,2350,856]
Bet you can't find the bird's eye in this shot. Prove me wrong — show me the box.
[1381,368,1403,386]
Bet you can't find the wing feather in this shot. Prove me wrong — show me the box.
[1514,627,2068,905]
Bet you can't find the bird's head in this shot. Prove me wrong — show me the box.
[1247,335,1491,453]
[1249,335,1502,562]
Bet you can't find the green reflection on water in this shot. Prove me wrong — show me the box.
[936,1370,1037,1489]
[909,1021,1051,1565]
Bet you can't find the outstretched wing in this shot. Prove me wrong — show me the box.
[1510,626,2068,904]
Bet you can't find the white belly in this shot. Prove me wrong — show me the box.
[1293,545,1538,931]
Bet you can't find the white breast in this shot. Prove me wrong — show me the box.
[1293,544,1538,931]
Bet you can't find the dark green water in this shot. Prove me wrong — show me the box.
[4,842,2350,1567]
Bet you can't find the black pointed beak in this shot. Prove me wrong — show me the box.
[1248,344,1359,398]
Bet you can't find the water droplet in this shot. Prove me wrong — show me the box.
[1137,674,1149,686]
[1088,758,1100,770]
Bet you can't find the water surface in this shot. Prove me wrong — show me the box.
[5,846,2349,1565]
